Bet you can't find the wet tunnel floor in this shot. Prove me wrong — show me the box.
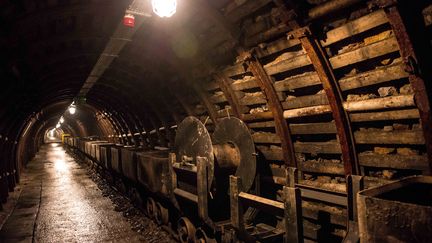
[0,143,156,242]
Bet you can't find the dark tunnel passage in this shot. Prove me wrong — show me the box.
[1,0,432,242]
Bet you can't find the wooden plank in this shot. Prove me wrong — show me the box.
[216,108,235,118]
[330,37,399,69]
[250,121,337,134]
[354,130,425,144]
[294,141,342,154]
[339,62,408,91]
[174,188,198,203]
[248,120,276,128]
[344,94,415,112]
[283,105,332,119]
[274,72,321,91]
[210,92,227,104]
[242,111,274,121]
[252,132,280,144]
[282,93,329,110]
[239,92,267,106]
[255,38,301,58]
[358,153,428,170]
[224,63,246,77]
[231,77,258,91]
[257,145,283,161]
[299,186,347,206]
[239,192,284,212]
[321,10,389,47]
[264,53,311,76]
[299,180,347,194]
[301,160,345,175]
[302,201,346,226]
[349,109,420,122]
[290,122,337,135]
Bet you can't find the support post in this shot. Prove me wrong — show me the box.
[343,175,364,243]
[283,186,303,243]
[230,175,244,235]
[197,156,209,221]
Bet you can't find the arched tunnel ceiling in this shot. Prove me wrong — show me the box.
[0,0,238,139]
[0,0,431,187]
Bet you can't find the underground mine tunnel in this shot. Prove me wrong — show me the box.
[0,0,432,242]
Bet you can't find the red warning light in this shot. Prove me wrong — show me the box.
[123,14,135,27]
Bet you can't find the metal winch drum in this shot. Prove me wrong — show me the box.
[175,116,256,192]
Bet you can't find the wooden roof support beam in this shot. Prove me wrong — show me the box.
[275,0,359,175]
[373,0,432,175]
[240,52,297,168]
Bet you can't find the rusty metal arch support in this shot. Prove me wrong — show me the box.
[86,89,133,143]
[296,29,359,175]
[213,73,243,118]
[242,53,297,167]
[274,0,359,175]
[89,85,164,147]
[96,83,148,140]
[93,78,173,146]
[90,103,125,143]
[376,1,432,174]
[89,90,137,145]
[193,83,219,125]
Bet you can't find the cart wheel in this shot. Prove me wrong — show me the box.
[146,198,156,219]
[177,217,196,243]
[155,201,169,225]
[195,227,216,243]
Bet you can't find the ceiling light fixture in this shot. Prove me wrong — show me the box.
[68,103,76,115]
[152,0,177,18]
[56,123,61,129]
[59,116,64,123]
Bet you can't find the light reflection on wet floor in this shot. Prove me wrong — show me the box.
[0,143,145,242]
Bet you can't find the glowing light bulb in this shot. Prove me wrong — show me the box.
[60,116,64,123]
[152,0,177,18]
[69,106,76,115]
[56,123,61,128]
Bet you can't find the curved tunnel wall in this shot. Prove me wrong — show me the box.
[0,0,431,227]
